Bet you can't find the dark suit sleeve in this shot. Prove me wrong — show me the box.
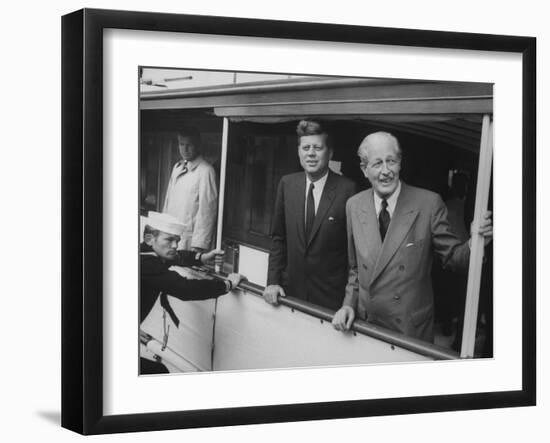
[267,177,287,286]
[431,194,470,273]
[349,180,359,198]
[142,258,227,302]
[174,250,201,267]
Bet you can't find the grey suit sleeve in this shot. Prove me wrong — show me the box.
[431,194,470,273]
[343,198,359,309]
[267,178,287,286]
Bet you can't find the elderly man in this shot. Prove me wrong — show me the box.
[140,211,242,374]
[263,120,357,311]
[163,127,218,251]
[332,131,492,342]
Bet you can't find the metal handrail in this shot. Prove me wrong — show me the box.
[233,280,459,361]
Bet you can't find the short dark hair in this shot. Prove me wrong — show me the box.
[296,119,332,150]
[177,126,201,146]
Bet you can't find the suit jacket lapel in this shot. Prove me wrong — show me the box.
[292,173,307,247]
[358,189,382,268]
[307,172,336,247]
[370,183,418,285]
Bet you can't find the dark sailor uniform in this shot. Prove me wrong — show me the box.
[140,243,227,373]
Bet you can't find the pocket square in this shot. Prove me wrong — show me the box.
[328,216,335,221]
[406,242,415,247]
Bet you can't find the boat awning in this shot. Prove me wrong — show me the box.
[141,77,493,114]
[140,77,493,152]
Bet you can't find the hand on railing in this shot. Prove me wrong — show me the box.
[332,306,355,331]
[262,284,286,305]
[225,273,245,292]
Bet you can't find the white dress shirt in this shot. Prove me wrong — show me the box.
[373,180,402,219]
[304,172,329,222]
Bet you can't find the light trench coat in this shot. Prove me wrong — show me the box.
[163,156,218,250]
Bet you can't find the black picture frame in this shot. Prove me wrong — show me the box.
[61,8,536,435]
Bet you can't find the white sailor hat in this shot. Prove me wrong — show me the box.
[146,211,185,236]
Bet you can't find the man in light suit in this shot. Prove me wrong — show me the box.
[163,127,218,252]
[332,132,492,342]
[262,120,357,311]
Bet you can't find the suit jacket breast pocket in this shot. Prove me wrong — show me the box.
[325,215,345,236]
[321,216,346,249]
[403,239,424,252]
[326,214,345,226]
[402,239,425,269]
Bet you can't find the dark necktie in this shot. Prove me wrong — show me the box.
[379,199,390,242]
[176,160,188,178]
[305,182,315,239]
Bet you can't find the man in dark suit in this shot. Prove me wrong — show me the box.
[332,132,492,342]
[262,120,357,311]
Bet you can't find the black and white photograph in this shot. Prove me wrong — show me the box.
[2,0,548,440]
[49,3,542,439]
[138,68,494,375]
